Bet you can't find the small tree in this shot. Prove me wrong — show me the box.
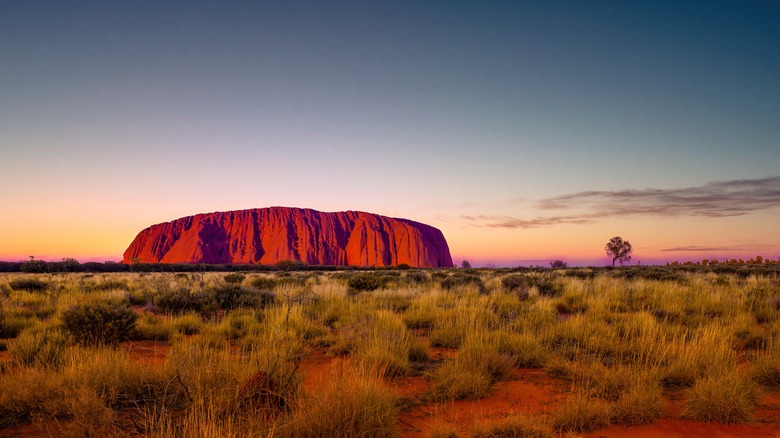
[605,236,633,266]
[549,260,568,269]
[461,260,472,269]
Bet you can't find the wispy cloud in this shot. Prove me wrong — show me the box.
[660,244,773,253]
[466,176,780,229]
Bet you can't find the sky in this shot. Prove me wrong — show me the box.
[1,1,779,267]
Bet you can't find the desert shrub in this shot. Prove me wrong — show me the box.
[0,310,31,338]
[0,368,69,427]
[552,391,610,433]
[409,340,430,362]
[429,360,493,401]
[250,276,278,291]
[683,373,759,423]
[473,414,553,438]
[610,379,663,425]
[172,312,204,335]
[285,367,398,438]
[353,312,415,378]
[61,302,137,346]
[751,353,780,387]
[275,260,308,271]
[127,289,149,305]
[155,287,217,316]
[133,313,175,341]
[429,326,466,349]
[502,274,529,292]
[496,333,549,368]
[88,280,128,291]
[9,326,68,367]
[8,278,49,292]
[214,283,275,311]
[405,270,429,284]
[441,274,485,293]
[67,386,117,437]
[222,273,245,284]
[347,273,389,293]
[530,275,562,297]
[403,307,436,330]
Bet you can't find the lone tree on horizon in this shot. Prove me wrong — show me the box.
[605,236,633,266]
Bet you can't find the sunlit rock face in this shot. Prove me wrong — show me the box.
[123,207,453,268]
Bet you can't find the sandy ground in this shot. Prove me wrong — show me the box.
[0,338,778,437]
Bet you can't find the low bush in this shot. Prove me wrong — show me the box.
[285,367,398,437]
[250,277,278,291]
[347,273,389,293]
[88,280,128,291]
[473,414,553,438]
[61,302,137,346]
[155,287,217,316]
[215,284,275,310]
[0,310,31,338]
[441,274,485,293]
[751,353,780,387]
[610,379,663,425]
[9,326,68,367]
[683,373,759,423]
[552,391,610,433]
[429,360,493,401]
[223,273,246,284]
[8,278,49,292]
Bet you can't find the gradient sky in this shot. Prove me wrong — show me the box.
[1,1,779,266]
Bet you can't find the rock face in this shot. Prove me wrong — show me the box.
[123,207,453,268]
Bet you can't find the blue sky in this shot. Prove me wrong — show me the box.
[1,1,779,265]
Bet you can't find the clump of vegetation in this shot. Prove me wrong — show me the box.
[250,276,277,290]
[61,302,137,346]
[8,278,49,292]
[9,326,68,367]
[440,273,485,293]
[552,391,610,433]
[473,414,553,438]
[155,287,217,315]
[285,367,398,437]
[347,273,389,293]
[683,373,759,423]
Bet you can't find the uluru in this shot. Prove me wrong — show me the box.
[123,207,453,268]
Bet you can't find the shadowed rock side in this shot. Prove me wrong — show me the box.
[123,207,453,268]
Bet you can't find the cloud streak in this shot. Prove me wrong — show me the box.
[659,244,773,253]
[466,176,780,229]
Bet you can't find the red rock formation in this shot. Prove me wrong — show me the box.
[123,207,453,268]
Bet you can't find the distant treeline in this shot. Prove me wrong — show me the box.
[1,258,779,277]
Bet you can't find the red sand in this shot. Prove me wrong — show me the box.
[3,340,779,437]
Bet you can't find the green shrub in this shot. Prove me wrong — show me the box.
[347,273,388,293]
[61,302,137,346]
[250,277,278,291]
[88,280,128,291]
[223,273,246,284]
[8,278,49,292]
[155,287,217,315]
[405,271,429,284]
[214,283,274,310]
